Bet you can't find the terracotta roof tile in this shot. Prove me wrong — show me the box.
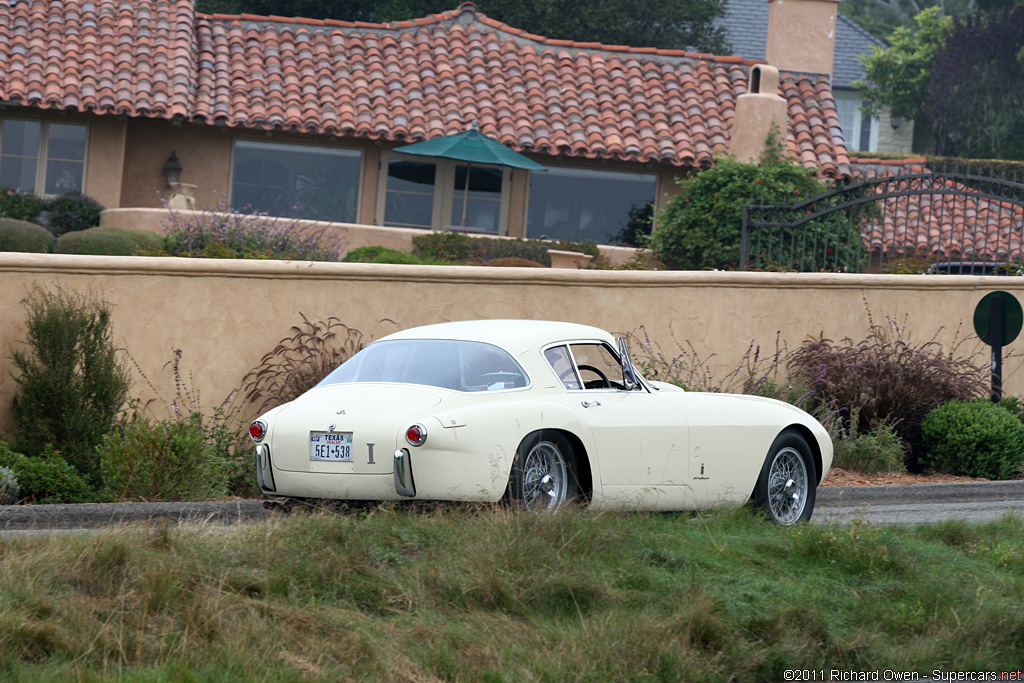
[0,0,849,175]
[850,159,1024,262]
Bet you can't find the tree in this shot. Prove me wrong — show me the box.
[927,6,1024,159]
[194,0,730,52]
[650,127,833,271]
[855,7,954,122]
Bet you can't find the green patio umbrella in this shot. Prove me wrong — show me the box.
[394,128,547,228]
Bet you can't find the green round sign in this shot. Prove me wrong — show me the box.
[974,291,1023,346]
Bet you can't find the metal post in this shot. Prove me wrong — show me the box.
[992,294,1004,403]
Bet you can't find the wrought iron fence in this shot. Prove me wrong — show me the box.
[741,164,1024,274]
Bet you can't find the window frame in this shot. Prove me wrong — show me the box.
[0,117,89,197]
[525,164,658,244]
[376,150,512,234]
[228,138,363,223]
[834,90,879,153]
[544,340,628,393]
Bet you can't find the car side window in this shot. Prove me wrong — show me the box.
[568,342,623,390]
[544,345,581,390]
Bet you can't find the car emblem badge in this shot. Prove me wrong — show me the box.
[336,409,346,415]
[328,422,336,433]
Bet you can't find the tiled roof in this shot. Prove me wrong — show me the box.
[852,159,1024,262]
[0,0,851,176]
[715,0,884,89]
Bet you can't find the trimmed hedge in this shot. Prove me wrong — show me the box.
[55,226,164,256]
[412,231,599,266]
[922,400,1024,479]
[0,218,55,253]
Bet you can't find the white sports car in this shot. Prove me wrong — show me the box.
[249,320,833,524]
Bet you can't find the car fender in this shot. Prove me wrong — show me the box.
[417,398,598,495]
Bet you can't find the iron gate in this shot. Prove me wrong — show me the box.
[741,165,1024,274]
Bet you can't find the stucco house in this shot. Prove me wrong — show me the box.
[716,0,913,155]
[0,0,850,246]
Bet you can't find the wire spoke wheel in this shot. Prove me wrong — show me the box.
[766,446,809,525]
[509,432,578,512]
[754,432,816,525]
[522,441,568,510]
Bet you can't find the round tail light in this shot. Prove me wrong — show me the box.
[406,423,427,446]
[249,420,267,442]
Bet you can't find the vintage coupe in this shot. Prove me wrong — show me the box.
[249,320,833,524]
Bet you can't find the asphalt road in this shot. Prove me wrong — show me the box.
[0,481,1022,534]
[814,480,1024,525]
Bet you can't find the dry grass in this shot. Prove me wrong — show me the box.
[0,506,1022,681]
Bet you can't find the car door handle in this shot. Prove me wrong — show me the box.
[581,400,601,408]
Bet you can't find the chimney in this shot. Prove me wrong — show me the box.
[765,0,840,77]
[730,65,788,163]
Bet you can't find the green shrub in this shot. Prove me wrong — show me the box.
[412,231,600,266]
[480,257,547,267]
[48,192,105,235]
[412,231,477,262]
[54,226,164,256]
[0,188,49,222]
[96,226,165,250]
[0,465,19,505]
[651,125,840,270]
[789,317,987,463]
[833,422,907,474]
[99,414,227,502]
[921,400,1024,479]
[0,217,55,253]
[55,228,140,256]
[0,442,95,503]
[343,245,426,264]
[10,286,131,485]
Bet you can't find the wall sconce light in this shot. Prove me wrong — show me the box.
[163,151,182,186]
[890,116,902,130]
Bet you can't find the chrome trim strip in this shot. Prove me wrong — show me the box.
[393,448,416,497]
[255,444,276,493]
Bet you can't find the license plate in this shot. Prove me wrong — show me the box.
[310,432,353,461]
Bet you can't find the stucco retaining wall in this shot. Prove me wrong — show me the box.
[1,252,1021,435]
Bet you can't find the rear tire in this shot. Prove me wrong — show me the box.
[507,432,579,511]
[753,431,817,525]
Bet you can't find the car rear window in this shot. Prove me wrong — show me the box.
[318,339,529,392]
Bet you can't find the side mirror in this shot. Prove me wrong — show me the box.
[617,336,641,391]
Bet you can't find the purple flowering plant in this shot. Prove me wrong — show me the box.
[161,201,344,261]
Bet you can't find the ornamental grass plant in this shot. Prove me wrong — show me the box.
[788,315,987,464]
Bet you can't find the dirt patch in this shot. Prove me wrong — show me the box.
[821,467,991,487]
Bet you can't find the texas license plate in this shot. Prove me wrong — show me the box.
[309,432,353,461]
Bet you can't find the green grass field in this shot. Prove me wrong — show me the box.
[0,505,1022,682]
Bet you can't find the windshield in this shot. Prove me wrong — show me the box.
[318,339,530,392]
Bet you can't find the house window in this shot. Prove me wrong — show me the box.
[377,152,510,234]
[527,167,657,244]
[835,91,878,153]
[231,141,361,223]
[0,119,87,195]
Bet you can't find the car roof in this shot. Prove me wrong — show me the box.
[378,319,616,353]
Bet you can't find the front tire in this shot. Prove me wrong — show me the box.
[753,431,817,525]
[507,432,579,511]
